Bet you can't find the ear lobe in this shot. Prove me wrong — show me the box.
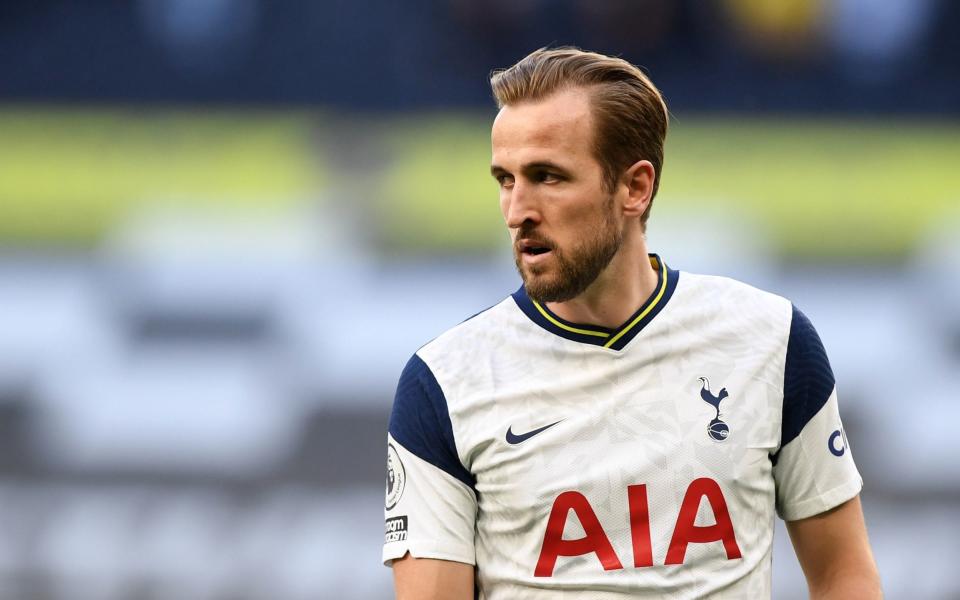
[621,160,655,218]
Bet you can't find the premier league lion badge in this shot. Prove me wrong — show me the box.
[386,443,406,509]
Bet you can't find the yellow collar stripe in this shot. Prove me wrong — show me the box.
[531,300,611,338]
[603,261,668,349]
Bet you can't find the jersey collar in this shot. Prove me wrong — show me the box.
[511,254,679,351]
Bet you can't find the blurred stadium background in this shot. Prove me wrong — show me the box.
[1,1,958,598]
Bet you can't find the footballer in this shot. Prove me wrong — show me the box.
[383,47,882,599]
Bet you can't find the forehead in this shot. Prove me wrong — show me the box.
[491,87,595,163]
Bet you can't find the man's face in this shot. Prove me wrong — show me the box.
[491,88,624,303]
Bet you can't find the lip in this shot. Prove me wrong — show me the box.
[516,238,554,264]
[517,238,551,251]
[520,250,553,265]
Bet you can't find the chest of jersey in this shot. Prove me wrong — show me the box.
[456,338,783,583]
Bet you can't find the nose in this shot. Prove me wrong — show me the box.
[502,181,541,230]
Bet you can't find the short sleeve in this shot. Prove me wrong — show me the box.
[382,354,477,566]
[772,305,863,521]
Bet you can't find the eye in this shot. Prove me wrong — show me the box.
[496,174,515,188]
[536,171,562,183]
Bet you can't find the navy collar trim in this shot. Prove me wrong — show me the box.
[511,254,679,351]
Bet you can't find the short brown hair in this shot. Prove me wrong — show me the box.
[490,47,669,227]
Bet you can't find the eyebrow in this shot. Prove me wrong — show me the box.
[490,161,568,177]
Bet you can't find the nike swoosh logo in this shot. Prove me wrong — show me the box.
[505,420,563,445]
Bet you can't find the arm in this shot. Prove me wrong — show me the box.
[786,495,882,599]
[775,306,879,597]
[393,554,474,600]
[384,355,479,597]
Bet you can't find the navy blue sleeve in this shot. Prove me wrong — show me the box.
[780,305,836,450]
[388,354,476,491]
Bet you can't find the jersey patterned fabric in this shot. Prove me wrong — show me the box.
[383,255,862,599]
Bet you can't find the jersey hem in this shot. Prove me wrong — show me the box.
[383,542,476,567]
[778,476,863,521]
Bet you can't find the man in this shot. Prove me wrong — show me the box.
[383,47,881,598]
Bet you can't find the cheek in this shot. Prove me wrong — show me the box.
[559,197,615,239]
[562,194,602,223]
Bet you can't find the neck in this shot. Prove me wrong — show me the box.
[545,233,658,329]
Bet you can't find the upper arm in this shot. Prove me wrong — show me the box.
[772,305,863,520]
[383,354,478,570]
[786,496,882,598]
[393,553,475,600]
[775,307,880,597]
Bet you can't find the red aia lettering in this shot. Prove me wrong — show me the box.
[665,477,742,565]
[534,491,623,577]
[628,484,653,568]
[535,478,741,576]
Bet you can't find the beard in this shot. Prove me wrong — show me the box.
[515,197,623,303]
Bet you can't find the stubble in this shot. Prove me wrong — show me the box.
[516,196,623,303]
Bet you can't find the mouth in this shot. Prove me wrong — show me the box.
[517,239,553,259]
[517,239,553,264]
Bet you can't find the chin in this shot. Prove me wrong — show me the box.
[522,263,556,285]
[523,275,565,302]
[525,263,550,277]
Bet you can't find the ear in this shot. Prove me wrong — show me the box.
[620,159,655,219]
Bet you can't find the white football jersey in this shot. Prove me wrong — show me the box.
[383,255,862,599]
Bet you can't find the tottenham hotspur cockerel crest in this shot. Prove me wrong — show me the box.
[698,377,731,442]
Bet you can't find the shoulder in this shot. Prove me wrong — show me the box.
[679,270,786,304]
[415,295,522,372]
[676,270,832,359]
[674,270,793,327]
[676,270,834,381]
[391,294,524,413]
[388,296,520,482]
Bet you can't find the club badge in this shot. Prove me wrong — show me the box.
[698,377,731,442]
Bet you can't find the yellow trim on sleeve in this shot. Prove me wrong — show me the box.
[532,301,611,338]
[603,261,668,349]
